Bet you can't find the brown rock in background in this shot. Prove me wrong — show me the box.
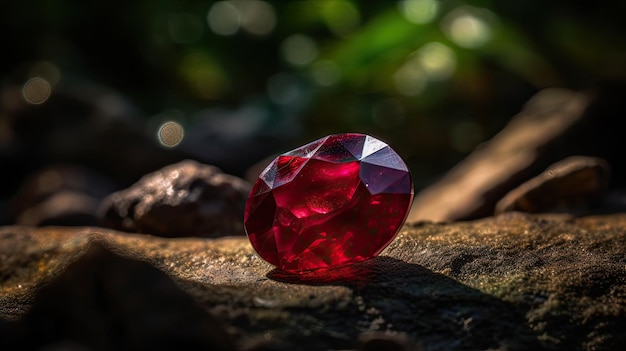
[98,160,251,237]
[408,89,591,222]
[495,156,610,214]
[10,165,114,226]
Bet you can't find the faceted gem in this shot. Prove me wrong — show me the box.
[244,133,414,273]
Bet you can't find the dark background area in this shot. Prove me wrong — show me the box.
[2,0,626,225]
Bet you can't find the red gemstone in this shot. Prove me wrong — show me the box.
[244,133,413,273]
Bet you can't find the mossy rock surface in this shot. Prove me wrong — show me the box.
[1,212,625,350]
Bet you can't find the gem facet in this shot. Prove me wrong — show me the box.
[244,133,414,272]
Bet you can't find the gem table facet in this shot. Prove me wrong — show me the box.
[244,133,414,273]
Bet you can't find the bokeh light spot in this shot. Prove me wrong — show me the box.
[394,42,456,94]
[179,51,230,99]
[233,0,276,35]
[22,77,52,105]
[393,63,427,96]
[158,121,185,148]
[417,42,457,81]
[311,60,342,86]
[281,34,318,66]
[399,0,439,25]
[322,0,361,37]
[443,6,492,49]
[208,1,240,36]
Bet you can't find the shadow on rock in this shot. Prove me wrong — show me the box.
[268,256,546,350]
[0,243,235,351]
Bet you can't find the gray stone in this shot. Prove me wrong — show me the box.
[1,212,626,350]
[98,160,251,237]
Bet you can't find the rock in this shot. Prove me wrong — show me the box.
[98,160,251,237]
[0,243,235,351]
[358,332,420,351]
[408,88,592,222]
[408,83,626,223]
[10,165,115,226]
[495,156,610,215]
[2,212,626,350]
[15,191,101,227]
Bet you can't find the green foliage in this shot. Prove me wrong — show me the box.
[2,0,624,182]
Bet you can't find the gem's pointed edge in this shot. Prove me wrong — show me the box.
[312,134,360,163]
[338,133,367,159]
[361,146,409,171]
[283,135,328,158]
[259,158,278,189]
[273,156,311,188]
[361,135,388,159]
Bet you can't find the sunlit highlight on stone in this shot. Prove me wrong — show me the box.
[281,34,318,66]
[158,121,185,148]
[244,133,414,273]
[443,6,492,49]
[22,77,52,105]
[399,0,439,24]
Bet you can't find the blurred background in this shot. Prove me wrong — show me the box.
[2,0,626,226]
